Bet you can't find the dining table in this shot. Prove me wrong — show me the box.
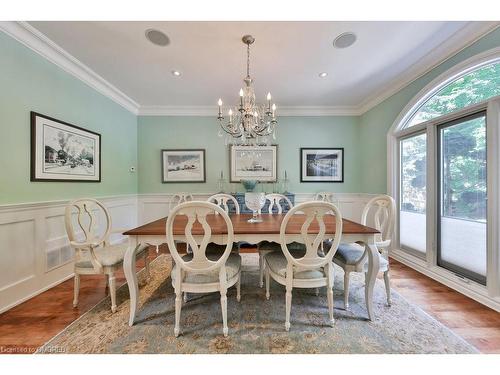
[122,213,381,326]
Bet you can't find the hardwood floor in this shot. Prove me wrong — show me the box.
[0,248,499,354]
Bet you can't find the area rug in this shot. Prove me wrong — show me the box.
[38,254,477,354]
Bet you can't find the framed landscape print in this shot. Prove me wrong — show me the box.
[161,149,206,183]
[300,147,344,182]
[230,145,277,182]
[30,112,101,182]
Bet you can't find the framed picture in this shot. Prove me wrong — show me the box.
[30,112,101,182]
[300,147,344,182]
[161,149,206,183]
[230,145,278,182]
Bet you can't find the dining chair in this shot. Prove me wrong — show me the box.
[257,193,294,288]
[169,192,194,253]
[314,192,339,205]
[264,201,343,331]
[65,198,150,313]
[207,193,240,214]
[166,201,241,337]
[332,194,395,309]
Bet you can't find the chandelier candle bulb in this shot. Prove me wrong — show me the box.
[228,108,233,122]
[267,92,272,111]
[272,103,276,118]
[218,98,223,118]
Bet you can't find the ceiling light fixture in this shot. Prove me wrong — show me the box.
[216,35,277,146]
[319,72,328,78]
[171,70,181,77]
[333,32,357,49]
[145,29,170,46]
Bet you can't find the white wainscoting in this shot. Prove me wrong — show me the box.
[0,195,138,314]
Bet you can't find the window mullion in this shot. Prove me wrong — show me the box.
[426,123,437,267]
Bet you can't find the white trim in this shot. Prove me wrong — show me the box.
[0,21,140,114]
[359,22,500,114]
[137,105,363,117]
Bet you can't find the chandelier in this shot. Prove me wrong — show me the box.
[217,35,277,146]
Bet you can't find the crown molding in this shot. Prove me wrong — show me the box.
[137,105,362,117]
[0,21,140,114]
[357,22,500,114]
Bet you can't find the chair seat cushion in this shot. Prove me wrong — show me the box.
[334,243,388,270]
[172,253,241,284]
[258,241,306,252]
[264,251,325,279]
[75,243,147,268]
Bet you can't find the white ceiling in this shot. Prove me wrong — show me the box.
[22,21,499,114]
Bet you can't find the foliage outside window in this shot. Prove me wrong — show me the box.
[406,62,500,128]
[401,134,426,214]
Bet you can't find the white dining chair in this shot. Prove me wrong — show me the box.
[169,192,194,253]
[332,194,395,309]
[65,198,150,313]
[314,192,339,206]
[257,193,294,287]
[264,201,343,331]
[166,201,241,337]
[207,193,240,214]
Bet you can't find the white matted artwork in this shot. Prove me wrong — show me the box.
[161,149,206,183]
[300,148,344,182]
[30,112,101,182]
[230,145,277,182]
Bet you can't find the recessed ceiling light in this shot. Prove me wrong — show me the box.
[333,32,357,49]
[145,29,170,46]
[171,70,181,77]
[319,72,328,78]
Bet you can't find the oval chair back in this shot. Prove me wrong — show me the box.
[264,193,293,214]
[207,193,240,214]
[65,198,111,249]
[280,201,343,269]
[361,195,395,250]
[166,201,235,273]
[168,192,194,213]
[314,192,338,205]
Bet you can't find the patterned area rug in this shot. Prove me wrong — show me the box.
[39,254,477,354]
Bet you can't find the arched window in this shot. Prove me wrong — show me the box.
[388,48,500,292]
[405,61,500,128]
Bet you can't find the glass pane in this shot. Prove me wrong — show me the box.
[406,62,500,128]
[438,113,487,284]
[400,133,427,253]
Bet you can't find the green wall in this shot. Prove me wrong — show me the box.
[138,116,362,194]
[0,32,138,204]
[359,27,500,193]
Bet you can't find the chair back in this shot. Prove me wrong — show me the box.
[280,201,342,269]
[264,193,293,214]
[361,195,395,249]
[166,201,235,273]
[207,193,240,214]
[65,198,111,249]
[314,192,338,205]
[168,192,193,213]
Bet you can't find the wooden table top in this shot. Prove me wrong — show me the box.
[124,213,379,236]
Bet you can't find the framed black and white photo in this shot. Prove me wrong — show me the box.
[161,149,206,183]
[30,112,101,182]
[300,147,344,182]
[229,145,278,182]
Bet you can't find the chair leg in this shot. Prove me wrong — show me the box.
[344,271,350,310]
[174,288,182,337]
[220,287,228,337]
[326,264,335,327]
[259,251,265,288]
[73,274,80,308]
[265,267,270,300]
[108,274,117,313]
[384,270,391,306]
[236,273,241,302]
[285,286,292,331]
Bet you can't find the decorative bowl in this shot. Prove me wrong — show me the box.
[241,179,258,192]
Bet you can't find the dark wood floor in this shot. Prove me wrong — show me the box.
[0,247,499,354]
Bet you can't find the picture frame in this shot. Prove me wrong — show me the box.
[161,149,206,183]
[300,147,344,182]
[30,111,101,182]
[229,145,278,182]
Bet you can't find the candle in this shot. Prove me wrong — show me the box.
[220,170,223,179]
[228,108,233,122]
[272,103,276,118]
[285,170,287,179]
[218,98,222,117]
[239,88,244,107]
[267,92,272,111]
